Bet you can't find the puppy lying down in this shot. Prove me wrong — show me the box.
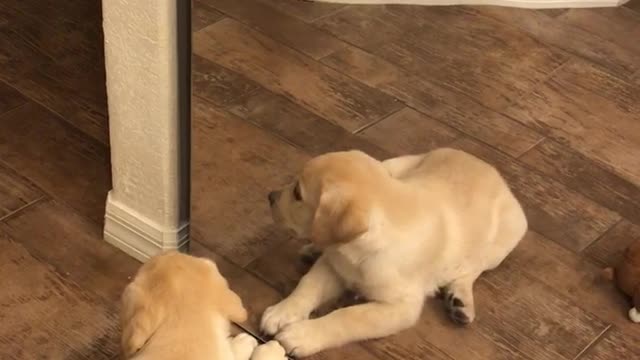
[263,148,527,357]
[120,251,286,360]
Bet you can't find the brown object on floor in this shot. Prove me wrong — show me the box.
[3,0,640,359]
[608,240,640,322]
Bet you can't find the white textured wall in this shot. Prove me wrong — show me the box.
[102,0,189,260]
[103,0,180,225]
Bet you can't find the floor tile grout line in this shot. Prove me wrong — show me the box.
[194,17,404,117]
[0,195,46,223]
[352,104,404,135]
[572,324,612,360]
[516,136,547,159]
[499,56,573,120]
[400,103,519,157]
[310,10,575,142]
[198,3,346,62]
[193,93,311,156]
[309,4,351,24]
[506,140,639,237]
[0,155,109,232]
[492,136,640,236]
[525,55,573,95]
[473,9,639,84]
[0,98,28,119]
[580,217,624,258]
[0,201,117,300]
[0,78,108,146]
[0,101,29,120]
[196,8,549,151]
[219,86,262,111]
[315,40,551,151]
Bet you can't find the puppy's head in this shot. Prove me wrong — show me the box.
[268,150,388,249]
[120,252,246,358]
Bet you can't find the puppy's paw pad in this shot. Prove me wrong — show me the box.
[451,297,465,308]
[449,308,469,324]
[261,302,308,336]
[447,307,475,325]
[251,341,287,360]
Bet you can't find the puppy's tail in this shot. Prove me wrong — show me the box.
[120,283,164,358]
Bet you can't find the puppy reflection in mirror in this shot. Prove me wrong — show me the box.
[120,251,287,360]
[262,149,527,357]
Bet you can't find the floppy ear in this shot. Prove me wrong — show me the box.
[220,288,248,323]
[120,283,164,358]
[311,188,370,247]
[202,258,248,323]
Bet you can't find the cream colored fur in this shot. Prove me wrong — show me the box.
[121,251,287,360]
[262,149,527,357]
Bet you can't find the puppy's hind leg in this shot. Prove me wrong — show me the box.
[441,273,480,325]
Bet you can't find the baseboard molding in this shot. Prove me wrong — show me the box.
[310,0,628,8]
[104,192,190,262]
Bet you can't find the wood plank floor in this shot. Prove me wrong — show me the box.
[2,0,640,358]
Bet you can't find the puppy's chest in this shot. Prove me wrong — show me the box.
[326,253,363,285]
[325,251,398,296]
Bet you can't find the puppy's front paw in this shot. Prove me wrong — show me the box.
[251,341,287,360]
[276,320,325,358]
[231,333,259,360]
[629,307,640,323]
[442,290,475,325]
[261,300,309,335]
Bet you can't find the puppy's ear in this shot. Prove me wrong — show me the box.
[311,188,369,247]
[120,283,164,358]
[220,288,248,323]
[202,258,248,323]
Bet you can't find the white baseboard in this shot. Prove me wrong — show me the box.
[104,192,190,262]
[309,0,628,8]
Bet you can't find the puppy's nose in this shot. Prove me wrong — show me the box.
[268,191,278,206]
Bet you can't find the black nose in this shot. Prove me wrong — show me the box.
[268,191,278,206]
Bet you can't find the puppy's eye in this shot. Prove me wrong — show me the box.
[293,182,302,201]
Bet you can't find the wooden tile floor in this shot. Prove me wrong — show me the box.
[2,0,640,358]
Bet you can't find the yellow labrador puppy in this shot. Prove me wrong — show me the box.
[121,251,287,360]
[262,149,527,357]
